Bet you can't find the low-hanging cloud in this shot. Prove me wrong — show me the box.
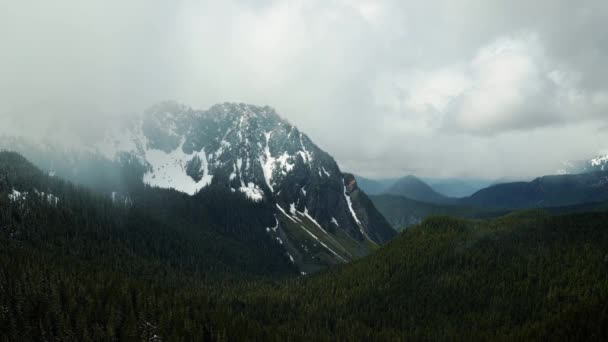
[1,0,608,179]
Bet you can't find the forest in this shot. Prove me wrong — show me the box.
[1,151,608,341]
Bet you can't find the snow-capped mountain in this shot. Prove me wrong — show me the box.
[95,101,396,271]
[589,155,608,172]
[556,154,608,175]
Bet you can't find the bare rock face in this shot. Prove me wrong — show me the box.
[343,173,396,244]
[120,102,397,272]
[127,102,396,246]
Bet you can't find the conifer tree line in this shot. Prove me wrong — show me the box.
[1,151,608,341]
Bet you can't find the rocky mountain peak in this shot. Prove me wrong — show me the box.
[557,154,608,175]
[95,101,397,271]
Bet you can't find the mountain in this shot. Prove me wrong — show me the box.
[424,178,492,198]
[356,174,491,199]
[384,175,454,204]
[0,102,396,273]
[112,101,396,272]
[461,171,608,209]
[426,180,477,197]
[342,173,395,243]
[354,175,396,195]
[0,151,299,278]
[588,155,608,172]
[557,154,608,175]
[370,194,509,230]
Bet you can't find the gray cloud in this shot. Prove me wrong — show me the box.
[1,0,608,179]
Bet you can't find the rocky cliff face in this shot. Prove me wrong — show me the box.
[0,102,398,272]
[96,101,397,272]
[117,102,391,239]
[343,173,396,244]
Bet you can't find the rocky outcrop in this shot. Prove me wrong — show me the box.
[343,173,396,244]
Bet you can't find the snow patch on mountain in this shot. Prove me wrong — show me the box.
[302,208,331,238]
[143,140,213,195]
[8,189,59,206]
[331,217,339,226]
[344,185,362,226]
[260,131,275,192]
[276,152,295,176]
[276,204,298,223]
[34,189,59,206]
[8,189,26,203]
[239,182,264,202]
[591,155,608,170]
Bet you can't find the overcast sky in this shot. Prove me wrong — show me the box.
[1,0,607,179]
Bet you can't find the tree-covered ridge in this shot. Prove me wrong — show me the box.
[2,149,608,342]
[1,152,607,340]
[220,211,608,340]
[371,193,509,230]
[0,151,296,281]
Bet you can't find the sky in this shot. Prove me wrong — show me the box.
[1,0,607,179]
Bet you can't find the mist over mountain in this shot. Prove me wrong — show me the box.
[353,175,397,195]
[357,174,493,199]
[557,154,608,175]
[423,178,492,198]
[0,101,395,273]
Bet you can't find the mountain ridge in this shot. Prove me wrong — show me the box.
[384,175,455,204]
[0,102,396,273]
[460,171,608,209]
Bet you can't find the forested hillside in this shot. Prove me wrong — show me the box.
[2,150,608,341]
[0,151,296,280]
[371,193,509,230]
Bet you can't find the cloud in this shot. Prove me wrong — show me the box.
[447,34,557,133]
[378,33,608,136]
[1,0,608,179]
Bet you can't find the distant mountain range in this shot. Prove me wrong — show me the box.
[460,171,608,209]
[357,174,491,204]
[353,175,397,195]
[365,169,608,230]
[356,174,491,198]
[423,178,493,198]
[364,160,608,210]
[370,194,508,230]
[384,175,455,204]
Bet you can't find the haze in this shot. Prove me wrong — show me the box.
[1,0,607,179]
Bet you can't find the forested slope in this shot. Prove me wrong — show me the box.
[2,151,608,340]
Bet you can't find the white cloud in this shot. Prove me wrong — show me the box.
[447,34,556,133]
[376,33,608,137]
[2,0,608,179]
